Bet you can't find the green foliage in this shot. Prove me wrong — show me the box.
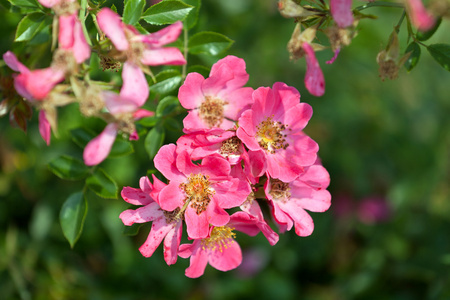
[85,168,118,199]
[48,155,90,180]
[145,124,165,159]
[416,18,442,42]
[141,0,193,25]
[156,96,181,117]
[123,0,145,25]
[59,192,88,248]
[404,42,421,72]
[15,13,49,42]
[182,0,200,29]
[427,43,450,71]
[188,31,234,55]
[150,70,183,96]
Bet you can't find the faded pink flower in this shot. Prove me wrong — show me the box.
[405,0,436,31]
[178,211,272,278]
[265,164,331,236]
[58,13,90,64]
[176,128,245,165]
[97,8,186,66]
[237,82,319,182]
[154,144,251,239]
[357,196,391,224]
[83,62,153,165]
[330,0,354,28]
[3,51,65,102]
[178,55,254,131]
[303,43,325,97]
[119,175,183,265]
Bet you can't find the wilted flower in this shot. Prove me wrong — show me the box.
[330,0,354,28]
[377,31,410,80]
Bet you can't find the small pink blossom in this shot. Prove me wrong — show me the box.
[178,211,272,278]
[357,196,391,224]
[330,0,354,28]
[97,8,186,66]
[83,62,153,165]
[405,0,435,31]
[58,13,91,64]
[265,164,331,236]
[119,175,183,265]
[303,43,325,97]
[178,55,254,131]
[237,82,319,182]
[154,144,251,239]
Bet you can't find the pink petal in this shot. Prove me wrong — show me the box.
[120,62,149,107]
[202,63,234,96]
[184,242,208,278]
[330,0,354,28]
[236,110,260,151]
[178,243,194,259]
[103,91,138,115]
[38,110,51,145]
[158,183,185,212]
[97,8,129,51]
[185,206,210,239]
[37,0,60,8]
[206,199,230,226]
[3,51,29,73]
[25,68,65,100]
[178,72,205,109]
[326,48,340,64]
[406,0,435,31]
[154,144,186,182]
[229,211,261,236]
[272,82,302,117]
[222,87,254,121]
[175,150,199,176]
[119,202,162,225]
[121,186,153,205]
[210,55,249,93]
[72,16,91,63]
[133,109,154,120]
[200,155,231,180]
[163,221,182,265]
[208,239,242,272]
[141,47,186,66]
[283,103,313,133]
[303,43,325,97]
[279,201,315,236]
[139,217,173,257]
[58,14,75,49]
[139,21,183,47]
[83,123,118,166]
[298,164,330,189]
[213,178,250,209]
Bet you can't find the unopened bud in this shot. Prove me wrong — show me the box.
[278,0,316,18]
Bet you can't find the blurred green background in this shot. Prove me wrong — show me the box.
[1,0,449,299]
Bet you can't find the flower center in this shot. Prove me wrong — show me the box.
[269,179,291,202]
[180,174,215,214]
[199,96,228,128]
[219,136,242,156]
[256,116,289,154]
[201,226,236,252]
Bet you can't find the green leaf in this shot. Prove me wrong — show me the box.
[138,115,159,127]
[60,192,88,248]
[156,96,180,117]
[404,42,421,72]
[150,70,183,95]
[86,168,118,199]
[15,13,47,42]
[164,116,182,132]
[111,4,118,13]
[188,31,234,56]
[142,0,193,25]
[123,223,144,236]
[145,125,165,159]
[71,127,96,148]
[417,18,442,41]
[110,139,134,158]
[182,0,200,29]
[427,44,450,72]
[8,0,40,9]
[187,65,210,78]
[48,155,90,180]
[123,0,145,25]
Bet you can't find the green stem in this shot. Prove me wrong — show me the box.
[79,0,92,46]
[355,1,405,11]
[182,27,188,79]
[394,10,406,34]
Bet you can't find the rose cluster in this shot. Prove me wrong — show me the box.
[120,56,331,278]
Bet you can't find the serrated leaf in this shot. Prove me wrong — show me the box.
[48,155,90,180]
[15,13,47,42]
[182,0,200,29]
[123,0,145,25]
[142,0,193,25]
[188,31,233,56]
[150,70,182,95]
[109,138,134,158]
[156,96,180,117]
[427,44,450,72]
[145,125,165,159]
[404,42,421,72]
[417,18,442,41]
[86,168,118,199]
[60,192,88,248]
[111,4,118,13]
